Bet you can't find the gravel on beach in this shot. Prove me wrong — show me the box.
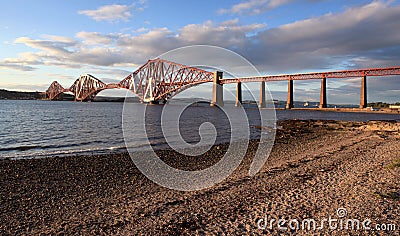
[0,120,399,235]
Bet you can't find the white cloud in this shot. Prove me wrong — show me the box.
[1,19,267,74]
[14,36,76,55]
[3,52,42,65]
[78,4,133,22]
[220,18,239,27]
[178,20,266,46]
[245,1,400,72]
[135,27,149,33]
[219,0,293,15]
[0,64,35,71]
[41,35,77,45]
[3,1,400,78]
[76,31,117,45]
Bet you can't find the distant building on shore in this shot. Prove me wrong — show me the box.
[389,105,400,109]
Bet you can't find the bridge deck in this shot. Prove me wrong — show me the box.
[220,66,400,84]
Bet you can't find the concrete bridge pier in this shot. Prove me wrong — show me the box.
[235,82,242,107]
[360,75,367,108]
[259,81,266,108]
[319,77,327,108]
[210,71,224,107]
[286,79,294,109]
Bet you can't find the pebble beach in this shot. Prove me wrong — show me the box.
[1,120,399,235]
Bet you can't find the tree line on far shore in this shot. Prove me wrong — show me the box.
[367,102,400,108]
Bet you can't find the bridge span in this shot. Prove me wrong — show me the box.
[45,58,400,108]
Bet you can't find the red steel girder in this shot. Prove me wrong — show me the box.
[220,66,400,84]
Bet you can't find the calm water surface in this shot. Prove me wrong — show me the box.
[1,100,399,159]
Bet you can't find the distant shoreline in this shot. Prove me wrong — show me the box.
[2,98,400,114]
[1,89,400,113]
[275,107,400,114]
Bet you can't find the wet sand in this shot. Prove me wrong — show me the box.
[0,120,399,235]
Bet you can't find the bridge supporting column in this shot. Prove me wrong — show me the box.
[286,80,294,109]
[319,77,327,108]
[259,81,266,108]
[360,75,367,108]
[235,82,242,107]
[210,71,224,107]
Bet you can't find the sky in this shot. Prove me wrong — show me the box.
[1,0,400,104]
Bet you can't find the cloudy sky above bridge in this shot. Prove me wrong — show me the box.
[1,0,400,103]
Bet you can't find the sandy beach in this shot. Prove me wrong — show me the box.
[1,120,399,235]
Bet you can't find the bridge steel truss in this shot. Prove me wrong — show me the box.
[219,66,400,84]
[45,59,214,102]
[45,59,400,107]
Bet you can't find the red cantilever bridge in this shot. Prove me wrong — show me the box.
[45,58,400,108]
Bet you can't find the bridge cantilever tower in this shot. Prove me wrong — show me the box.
[69,74,109,101]
[118,59,214,103]
[45,81,69,100]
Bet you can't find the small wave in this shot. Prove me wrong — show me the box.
[107,146,126,151]
[0,145,41,152]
